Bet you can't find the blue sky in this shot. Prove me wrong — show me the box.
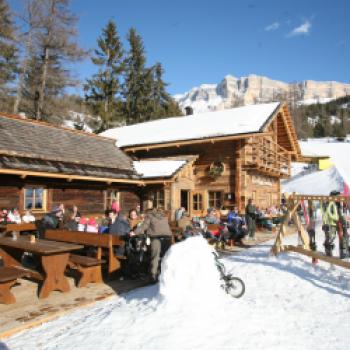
[11,0,350,94]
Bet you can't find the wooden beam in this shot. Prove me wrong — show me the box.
[0,168,144,185]
[289,194,350,202]
[284,245,350,270]
[123,132,273,152]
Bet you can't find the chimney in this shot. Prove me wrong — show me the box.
[185,106,193,115]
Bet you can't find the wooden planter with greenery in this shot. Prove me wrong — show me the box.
[208,161,225,178]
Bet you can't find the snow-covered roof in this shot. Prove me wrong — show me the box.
[282,166,344,196]
[299,139,350,187]
[101,102,281,148]
[133,160,187,178]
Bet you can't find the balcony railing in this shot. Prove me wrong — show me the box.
[246,138,290,177]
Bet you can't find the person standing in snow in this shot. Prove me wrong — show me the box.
[245,199,257,240]
[135,208,172,283]
[321,194,339,257]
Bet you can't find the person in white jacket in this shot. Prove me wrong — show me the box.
[22,210,36,223]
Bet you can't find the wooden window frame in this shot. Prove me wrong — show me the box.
[151,190,165,209]
[23,187,47,213]
[208,191,223,209]
[105,190,120,210]
[192,193,203,211]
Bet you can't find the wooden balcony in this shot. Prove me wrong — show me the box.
[245,138,291,178]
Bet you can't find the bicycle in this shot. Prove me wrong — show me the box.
[213,251,245,298]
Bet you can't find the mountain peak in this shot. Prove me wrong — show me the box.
[174,74,350,113]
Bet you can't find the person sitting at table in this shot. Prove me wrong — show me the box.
[128,208,142,230]
[227,211,247,245]
[7,208,21,224]
[22,209,36,223]
[63,208,78,231]
[37,207,63,238]
[109,211,131,236]
[0,208,9,223]
[108,211,132,257]
[71,205,81,222]
[205,208,220,224]
[86,218,99,233]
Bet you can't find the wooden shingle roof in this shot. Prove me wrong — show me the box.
[0,113,138,180]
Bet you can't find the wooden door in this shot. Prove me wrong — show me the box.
[190,191,205,218]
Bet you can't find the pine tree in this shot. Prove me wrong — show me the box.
[21,0,84,121]
[313,121,325,138]
[123,27,149,125]
[0,0,18,104]
[13,0,41,114]
[150,62,182,119]
[84,20,125,132]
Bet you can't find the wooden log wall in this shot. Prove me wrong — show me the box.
[51,189,105,214]
[0,187,20,210]
[119,190,141,212]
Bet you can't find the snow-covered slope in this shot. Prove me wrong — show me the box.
[282,166,344,195]
[300,139,350,188]
[5,235,350,350]
[175,74,350,114]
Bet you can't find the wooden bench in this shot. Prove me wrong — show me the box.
[45,230,126,275]
[68,254,105,287]
[5,223,37,235]
[0,266,28,304]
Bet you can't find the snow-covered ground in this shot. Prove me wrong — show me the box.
[300,139,350,188]
[4,233,350,350]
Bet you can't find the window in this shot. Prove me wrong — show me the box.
[105,190,120,210]
[192,193,203,211]
[208,191,222,209]
[24,187,46,211]
[150,190,164,209]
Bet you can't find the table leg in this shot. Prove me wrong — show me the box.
[0,280,17,304]
[0,247,23,267]
[39,253,70,299]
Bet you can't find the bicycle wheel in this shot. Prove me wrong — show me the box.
[225,277,245,298]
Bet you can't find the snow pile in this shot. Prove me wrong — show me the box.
[159,236,224,304]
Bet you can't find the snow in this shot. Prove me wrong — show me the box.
[5,234,350,350]
[100,102,280,147]
[282,166,344,195]
[300,139,350,187]
[133,160,187,178]
[297,97,335,106]
[290,162,311,177]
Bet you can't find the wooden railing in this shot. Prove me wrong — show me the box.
[247,138,290,177]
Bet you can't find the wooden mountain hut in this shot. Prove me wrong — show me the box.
[102,102,302,218]
[0,113,142,216]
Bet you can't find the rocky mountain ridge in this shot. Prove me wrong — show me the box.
[174,74,350,113]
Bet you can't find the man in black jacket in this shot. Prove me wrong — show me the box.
[245,199,257,241]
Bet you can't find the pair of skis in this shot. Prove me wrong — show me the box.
[301,200,318,264]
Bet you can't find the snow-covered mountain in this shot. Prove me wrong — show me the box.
[174,74,350,113]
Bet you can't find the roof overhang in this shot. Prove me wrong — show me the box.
[0,168,144,185]
[123,132,272,153]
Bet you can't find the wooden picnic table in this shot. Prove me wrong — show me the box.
[0,236,83,298]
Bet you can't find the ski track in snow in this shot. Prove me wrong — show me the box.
[3,234,350,350]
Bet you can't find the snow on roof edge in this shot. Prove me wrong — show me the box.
[101,102,281,148]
